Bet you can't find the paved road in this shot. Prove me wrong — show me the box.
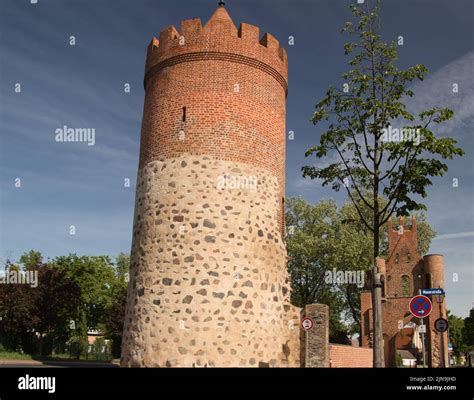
[0,360,119,368]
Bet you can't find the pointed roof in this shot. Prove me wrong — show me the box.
[205,5,237,31]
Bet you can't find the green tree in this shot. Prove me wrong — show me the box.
[412,213,436,256]
[19,250,43,271]
[104,285,127,358]
[104,253,130,357]
[286,197,435,339]
[447,310,469,357]
[114,252,130,281]
[285,197,338,307]
[32,266,82,356]
[66,335,88,360]
[464,308,474,349]
[51,254,118,337]
[285,198,350,342]
[0,278,35,352]
[0,252,83,356]
[302,0,463,366]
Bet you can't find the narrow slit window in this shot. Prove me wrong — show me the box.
[182,107,186,122]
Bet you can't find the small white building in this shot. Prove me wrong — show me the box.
[397,349,417,367]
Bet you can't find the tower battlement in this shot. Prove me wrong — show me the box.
[144,7,288,94]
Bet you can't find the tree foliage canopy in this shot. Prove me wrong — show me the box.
[0,251,129,357]
[286,196,436,337]
[303,0,464,232]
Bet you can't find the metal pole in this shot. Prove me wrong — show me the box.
[420,317,426,368]
[438,292,448,368]
[373,269,384,367]
[418,289,426,368]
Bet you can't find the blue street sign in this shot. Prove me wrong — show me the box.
[421,288,445,296]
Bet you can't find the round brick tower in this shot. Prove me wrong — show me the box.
[121,4,300,367]
[423,254,448,367]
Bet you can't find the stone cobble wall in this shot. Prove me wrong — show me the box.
[121,156,300,367]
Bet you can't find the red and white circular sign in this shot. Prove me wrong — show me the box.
[409,295,432,318]
[301,317,314,331]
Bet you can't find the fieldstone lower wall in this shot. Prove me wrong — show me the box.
[282,301,302,367]
[121,155,300,367]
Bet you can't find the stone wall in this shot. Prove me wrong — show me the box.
[121,155,300,367]
[300,304,329,367]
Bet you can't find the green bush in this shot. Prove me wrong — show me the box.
[396,353,404,368]
[66,335,88,359]
[91,337,112,361]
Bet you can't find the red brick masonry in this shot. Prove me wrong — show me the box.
[329,344,373,368]
[138,6,288,234]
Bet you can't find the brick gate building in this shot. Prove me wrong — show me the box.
[360,217,449,367]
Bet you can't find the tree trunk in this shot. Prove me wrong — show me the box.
[38,334,43,357]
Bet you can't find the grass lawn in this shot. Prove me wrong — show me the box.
[0,351,34,360]
[44,353,113,362]
[0,351,113,362]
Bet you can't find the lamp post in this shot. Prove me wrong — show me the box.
[435,288,448,368]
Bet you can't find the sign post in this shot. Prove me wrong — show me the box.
[409,294,433,368]
[420,318,426,368]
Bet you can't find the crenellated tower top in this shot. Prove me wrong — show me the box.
[143,5,288,95]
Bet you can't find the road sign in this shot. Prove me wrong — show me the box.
[421,288,445,296]
[434,318,449,333]
[418,324,426,333]
[409,295,432,318]
[301,317,314,331]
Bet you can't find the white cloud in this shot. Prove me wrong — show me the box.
[434,231,474,240]
[405,51,474,138]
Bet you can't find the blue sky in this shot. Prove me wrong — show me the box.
[0,0,472,317]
